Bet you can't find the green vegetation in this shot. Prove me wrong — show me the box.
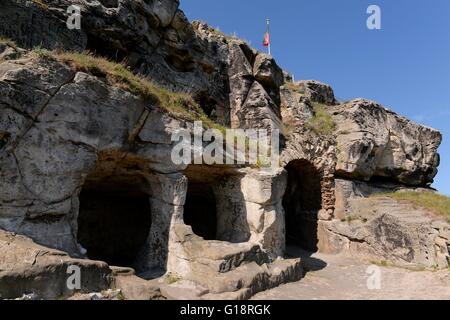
[30,50,226,130]
[32,46,52,59]
[116,291,126,300]
[164,273,181,284]
[375,191,450,221]
[306,102,336,136]
[368,259,439,272]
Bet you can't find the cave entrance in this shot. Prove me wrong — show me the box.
[77,166,152,268]
[183,181,218,240]
[283,160,322,252]
[183,165,250,243]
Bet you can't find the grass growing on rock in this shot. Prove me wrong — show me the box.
[164,273,181,284]
[0,36,17,49]
[376,191,450,221]
[306,102,336,136]
[32,46,53,59]
[30,0,49,9]
[283,81,304,94]
[31,50,227,131]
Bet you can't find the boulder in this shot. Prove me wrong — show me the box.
[0,230,113,299]
[238,81,282,133]
[295,80,338,105]
[280,85,314,126]
[253,53,284,91]
[333,99,442,186]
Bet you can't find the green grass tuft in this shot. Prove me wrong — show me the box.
[32,46,52,59]
[306,102,336,136]
[165,273,181,284]
[375,191,450,220]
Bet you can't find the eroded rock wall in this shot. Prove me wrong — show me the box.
[318,179,450,269]
[0,0,446,300]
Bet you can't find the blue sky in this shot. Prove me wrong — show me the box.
[181,0,450,195]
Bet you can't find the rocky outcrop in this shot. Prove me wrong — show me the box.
[0,51,295,298]
[0,230,112,299]
[0,0,446,301]
[0,0,231,122]
[0,56,187,259]
[332,99,442,186]
[295,80,338,106]
[319,179,450,269]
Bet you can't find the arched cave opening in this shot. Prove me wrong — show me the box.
[283,160,322,252]
[183,181,218,240]
[77,170,152,268]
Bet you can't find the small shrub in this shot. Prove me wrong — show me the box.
[306,102,336,136]
[116,291,126,300]
[165,273,181,284]
[32,46,52,59]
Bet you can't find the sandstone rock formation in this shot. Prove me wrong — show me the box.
[333,99,441,186]
[0,0,446,300]
[0,230,112,299]
[320,179,449,269]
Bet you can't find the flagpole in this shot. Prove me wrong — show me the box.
[266,18,271,55]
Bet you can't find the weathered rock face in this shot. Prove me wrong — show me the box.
[295,80,338,106]
[319,179,450,269]
[0,0,446,300]
[0,51,292,284]
[0,230,113,299]
[280,86,314,126]
[0,55,190,270]
[332,99,442,186]
[0,0,231,123]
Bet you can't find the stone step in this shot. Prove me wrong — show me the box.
[173,236,271,274]
[192,258,303,300]
[113,274,164,300]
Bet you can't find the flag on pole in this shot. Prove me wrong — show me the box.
[263,32,270,47]
[263,19,271,55]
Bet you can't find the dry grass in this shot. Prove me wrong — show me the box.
[377,191,450,222]
[30,0,49,9]
[283,82,304,94]
[30,50,226,130]
[306,102,336,136]
[0,36,17,49]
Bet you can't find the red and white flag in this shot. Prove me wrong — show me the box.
[263,31,270,47]
[263,19,271,54]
